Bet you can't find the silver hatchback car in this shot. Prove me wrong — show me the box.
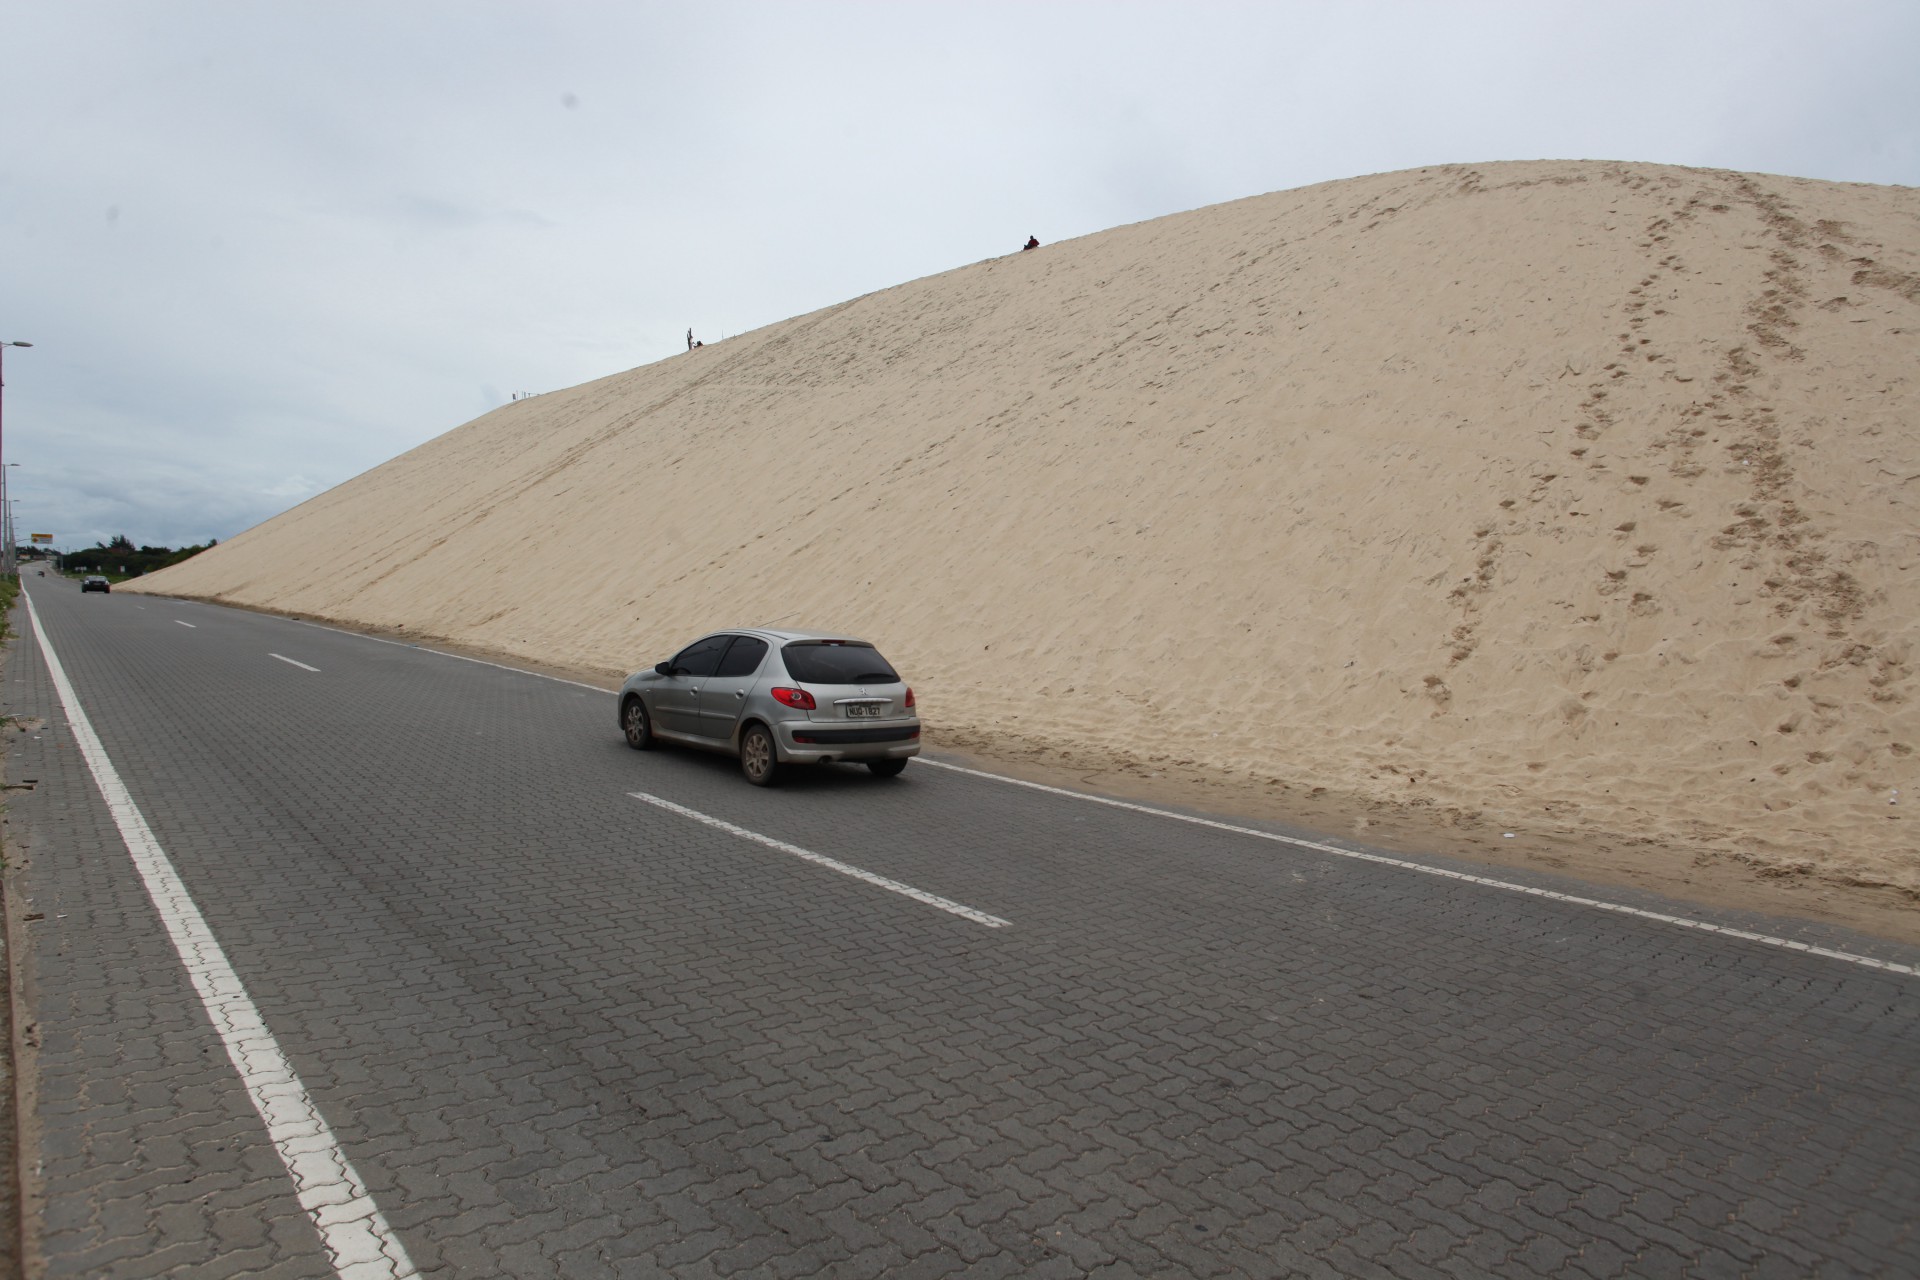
[618,628,920,785]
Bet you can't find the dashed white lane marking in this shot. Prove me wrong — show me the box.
[628,790,1010,928]
[23,590,417,1279]
[174,620,197,628]
[271,653,321,673]
[919,760,1918,978]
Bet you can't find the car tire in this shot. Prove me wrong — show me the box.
[740,723,781,787]
[867,758,908,778]
[621,697,655,750]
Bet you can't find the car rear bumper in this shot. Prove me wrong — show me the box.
[773,718,921,763]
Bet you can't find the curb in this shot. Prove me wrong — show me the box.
[0,593,42,1280]
[0,848,39,1280]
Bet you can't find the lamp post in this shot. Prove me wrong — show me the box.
[0,340,30,578]
[2,465,18,576]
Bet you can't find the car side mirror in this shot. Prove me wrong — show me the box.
[654,661,672,676]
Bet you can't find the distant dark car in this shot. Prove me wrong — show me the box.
[81,576,110,593]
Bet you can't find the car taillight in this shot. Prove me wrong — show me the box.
[771,687,816,710]
[904,686,915,709]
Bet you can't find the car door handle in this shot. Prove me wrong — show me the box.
[734,690,746,698]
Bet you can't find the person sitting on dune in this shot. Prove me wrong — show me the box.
[1023,236,1040,251]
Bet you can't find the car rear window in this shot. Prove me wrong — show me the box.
[781,641,900,685]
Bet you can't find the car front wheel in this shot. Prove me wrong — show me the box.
[622,697,654,750]
[740,724,780,786]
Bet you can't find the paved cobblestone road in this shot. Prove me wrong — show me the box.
[4,576,1918,1278]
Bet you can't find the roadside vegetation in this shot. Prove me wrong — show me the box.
[57,535,214,582]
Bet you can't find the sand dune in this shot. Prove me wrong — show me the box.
[134,160,1919,907]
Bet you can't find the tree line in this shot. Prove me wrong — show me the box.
[51,535,215,578]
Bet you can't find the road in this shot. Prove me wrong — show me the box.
[4,574,1917,1279]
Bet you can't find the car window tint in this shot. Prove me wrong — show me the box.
[713,636,768,678]
[670,634,731,677]
[780,641,900,684]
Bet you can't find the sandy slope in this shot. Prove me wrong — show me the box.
[134,160,1920,902]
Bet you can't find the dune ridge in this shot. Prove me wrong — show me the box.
[135,161,1920,900]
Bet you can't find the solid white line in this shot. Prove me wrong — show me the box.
[292,619,414,649]
[22,590,417,1279]
[270,653,321,673]
[917,759,1919,979]
[291,619,612,692]
[627,790,1010,928]
[414,645,612,691]
[267,609,1912,978]
[174,620,197,628]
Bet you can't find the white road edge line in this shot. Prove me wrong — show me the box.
[291,619,611,692]
[270,653,321,673]
[628,790,1010,929]
[23,590,417,1279]
[274,607,1913,978]
[918,759,1918,978]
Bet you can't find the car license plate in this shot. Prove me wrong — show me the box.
[846,703,883,718]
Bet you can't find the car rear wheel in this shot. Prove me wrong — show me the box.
[740,724,780,786]
[867,758,907,778]
[621,697,654,750]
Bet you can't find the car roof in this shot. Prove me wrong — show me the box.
[709,627,875,646]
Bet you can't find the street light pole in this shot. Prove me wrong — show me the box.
[0,340,32,578]
[2,465,19,577]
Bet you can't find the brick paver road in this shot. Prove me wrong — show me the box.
[4,576,1917,1278]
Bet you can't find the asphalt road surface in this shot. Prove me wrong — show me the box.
[4,575,1917,1279]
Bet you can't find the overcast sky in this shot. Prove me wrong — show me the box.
[2,1,1916,550]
